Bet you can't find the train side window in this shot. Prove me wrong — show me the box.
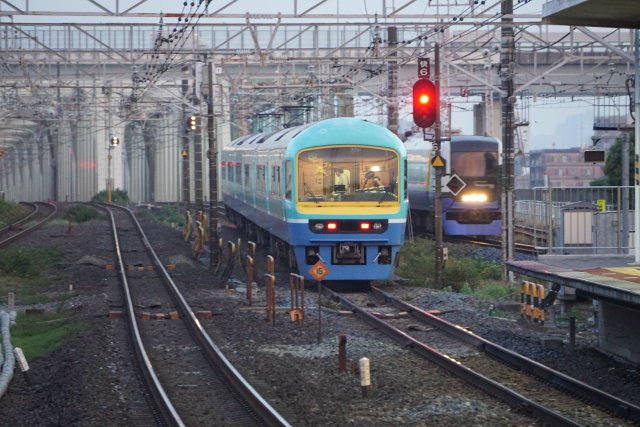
[285,161,292,200]
[242,163,248,184]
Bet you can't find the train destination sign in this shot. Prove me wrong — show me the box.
[309,260,330,281]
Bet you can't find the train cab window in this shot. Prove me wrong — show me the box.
[297,146,399,204]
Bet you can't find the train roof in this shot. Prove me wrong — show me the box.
[226,117,405,155]
[404,134,500,152]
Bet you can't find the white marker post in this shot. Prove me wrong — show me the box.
[14,347,32,385]
[359,357,371,397]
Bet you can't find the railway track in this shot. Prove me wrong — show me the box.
[0,201,58,248]
[99,203,290,427]
[320,285,640,426]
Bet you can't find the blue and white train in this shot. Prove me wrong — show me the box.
[405,135,502,236]
[221,117,408,283]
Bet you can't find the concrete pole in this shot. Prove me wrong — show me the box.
[386,27,398,135]
[434,43,444,284]
[207,61,219,267]
[501,0,515,280]
[635,29,640,263]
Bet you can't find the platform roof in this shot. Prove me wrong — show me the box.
[542,0,640,29]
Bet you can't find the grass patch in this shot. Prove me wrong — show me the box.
[0,246,63,277]
[396,238,511,299]
[138,204,185,227]
[91,188,130,204]
[0,200,30,228]
[556,308,586,324]
[66,204,103,223]
[10,311,86,360]
[0,246,70,305]
[318,295,342,311]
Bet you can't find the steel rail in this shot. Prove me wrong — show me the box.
[0,202,57,248]
[112,204,291,427]
[100,204,185,427]
[371,286,640,423]
[321,286,583,427]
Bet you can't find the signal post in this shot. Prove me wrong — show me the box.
[413,44,443,283]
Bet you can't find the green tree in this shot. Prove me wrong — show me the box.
[590,131,635,186]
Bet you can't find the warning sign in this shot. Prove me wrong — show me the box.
[431,155,445,168]
[309,260,330,281]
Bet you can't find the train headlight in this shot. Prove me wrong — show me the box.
[461,193,488,203]
[313,223,325,231]
[372,222,383,230]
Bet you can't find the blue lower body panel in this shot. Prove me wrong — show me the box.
[289,221,405,282]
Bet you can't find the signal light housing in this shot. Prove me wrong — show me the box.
[187,115,197,131]
[412,78,438,128]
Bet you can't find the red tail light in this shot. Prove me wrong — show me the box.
[360,222,371,230]
[327,222,338,230]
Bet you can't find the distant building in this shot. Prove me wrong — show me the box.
[522,147,605,188]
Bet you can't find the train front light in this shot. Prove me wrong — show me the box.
[461,193,488,203]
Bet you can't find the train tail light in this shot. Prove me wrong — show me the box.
[359,222,371,230]
[327,222,338,231]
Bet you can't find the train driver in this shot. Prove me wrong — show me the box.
[334,168,351,192]
[363,171,382,189]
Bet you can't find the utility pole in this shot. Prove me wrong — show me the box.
[634,29,640,264]
[181,77,190,207]
[387,26,398,135]
[434,43,444,284]
[194,62,204,209]
[500,0,516,280]
[207,61,219,267]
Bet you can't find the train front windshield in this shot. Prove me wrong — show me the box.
[452,151,499,178]
[297,146,399,203]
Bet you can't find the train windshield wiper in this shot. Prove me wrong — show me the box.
[377,189,391,206]
[304,182,322,206]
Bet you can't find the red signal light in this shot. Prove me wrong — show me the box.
[327,222,338,230]
[360,222,371,230]
[412,78,438,128]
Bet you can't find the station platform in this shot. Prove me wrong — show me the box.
[506,255,640,308]
[505,255,640,363]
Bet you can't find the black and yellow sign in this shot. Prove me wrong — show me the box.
[181,150,188,158]
[431,155,445,168]
[309,260,330,281]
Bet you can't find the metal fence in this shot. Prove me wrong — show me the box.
[515,186,634,254]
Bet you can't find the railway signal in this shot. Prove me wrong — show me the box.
[412,78,438,129]
[187,114,197,131]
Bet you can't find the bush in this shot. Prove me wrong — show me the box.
[91,189,130,204]
[139,205,185,226]
[0,246,63,278]
[396,238,503,293]
[66,204,102,223]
